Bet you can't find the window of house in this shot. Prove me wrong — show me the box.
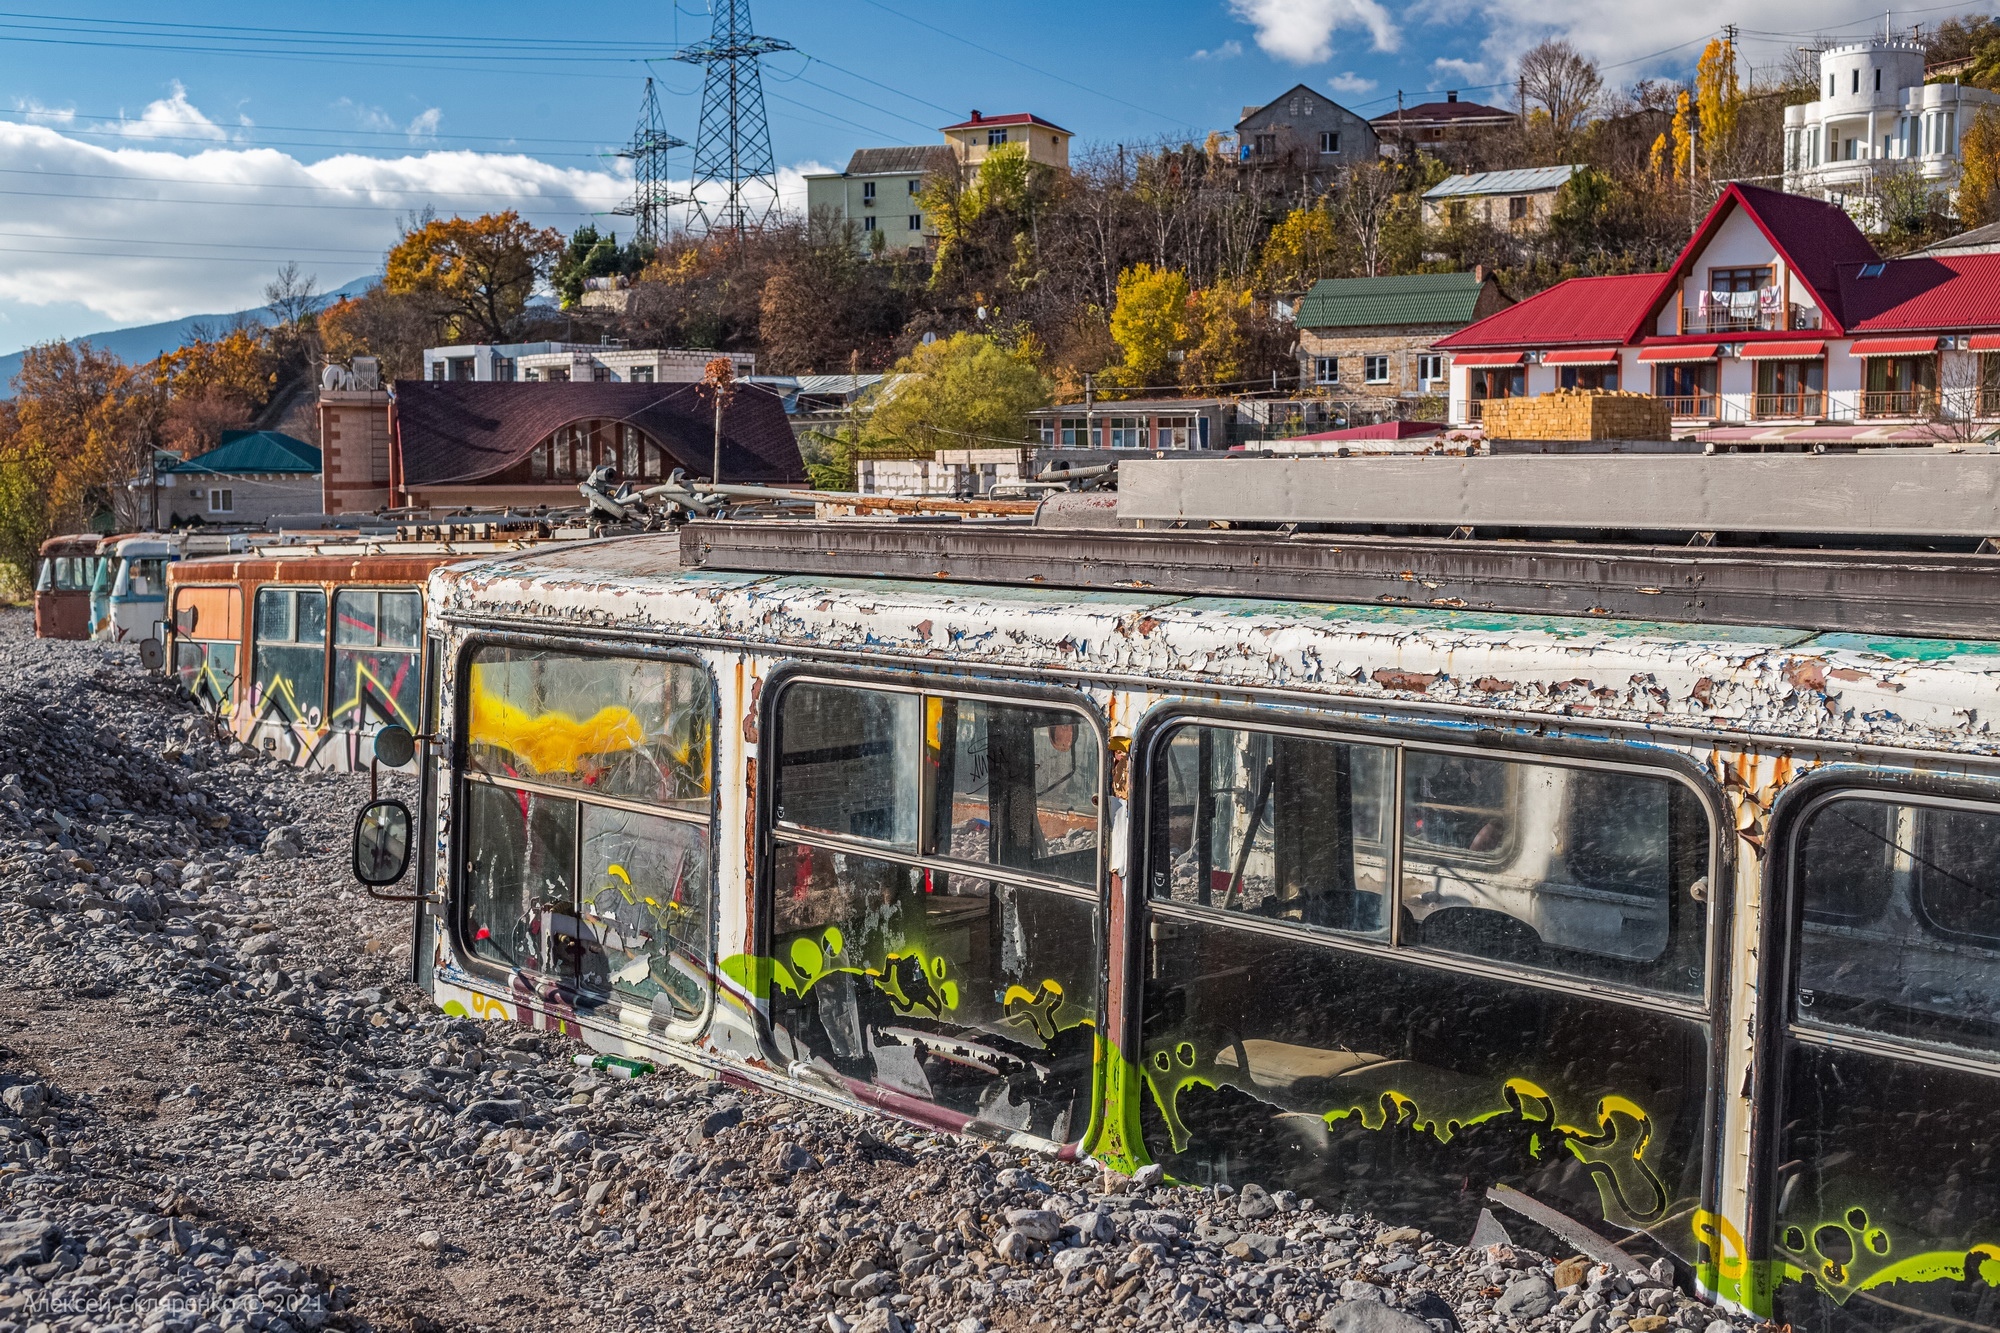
[1318,131,1339,154]
[1363,355,1390,384]
[1155,416,1197,449]
[1559,365,1619,391]
[1709,266,1772,295]
[548,368,570,382]
[907,179,920,195]
[1852,69,1860,94]
[1106,416,1144,448]
[462,648,714,1021]
[430,362,445,381]
[208,488,234,514]
[331,588,423,733]
[252,587,327,726]
[863,216,876,232]
[1508,195,1528,220]
[862,181,875,200]
[908,214,922,231]
[1417,353,1444,386]
[988,128,1008,147]
[1875,68,1882,91]
[1039,416,1091,447]
[1314,356,1339,384]
[1254,133,1278,157]
[591,366,611,382]
[1470,368,1524,401]
[630,366,654,383]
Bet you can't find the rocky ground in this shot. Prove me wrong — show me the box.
[0,609,1771,1333]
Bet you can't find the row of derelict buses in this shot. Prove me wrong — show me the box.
[104,459,2000,1333]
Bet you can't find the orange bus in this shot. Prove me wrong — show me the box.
[32,534,104,639]
[164,534,545,771]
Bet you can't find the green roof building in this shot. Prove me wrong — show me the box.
[153,430,323,527]
[1295,268,1510,417]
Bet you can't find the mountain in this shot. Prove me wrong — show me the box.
[0,273,380,397]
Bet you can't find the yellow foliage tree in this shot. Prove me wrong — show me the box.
[1670,91,1694,182]
[384,211,563,343]
[152,327,273,408]
[1102,263,1191,390]
[1695,38,1741,160]
[1649,133,1669,183]
[917,143,1032,274]
[1254,206,1345,295]
[0,342,156,578]
[1960,106,2000,228]
[1181,284,1255,390]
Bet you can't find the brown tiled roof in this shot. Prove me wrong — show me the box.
[1371,100,1514,129]
[392,381,804,486]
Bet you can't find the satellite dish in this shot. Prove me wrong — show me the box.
[922,332,938,345]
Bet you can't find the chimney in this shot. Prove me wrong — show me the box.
[970,110,982,123]
[1473,264,1486,284]
[1447,90,1459,102]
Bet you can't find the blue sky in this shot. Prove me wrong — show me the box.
[0,0,1968,353]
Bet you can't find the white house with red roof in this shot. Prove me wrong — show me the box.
[1434,182,2000,435]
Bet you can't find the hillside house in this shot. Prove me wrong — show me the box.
[1297,270,1511,410]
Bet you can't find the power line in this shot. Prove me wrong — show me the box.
[677,0,790,236]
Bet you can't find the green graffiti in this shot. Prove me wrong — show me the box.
[1772,1200,2000,1306]
[1139,1040,1669,1233]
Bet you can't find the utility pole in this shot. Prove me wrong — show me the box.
[674,0,792,237]
[1083,372,1096,452]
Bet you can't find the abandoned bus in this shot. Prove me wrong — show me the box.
[32,534,104,639]
[350,467,2000,1333]
[165,530,554,771]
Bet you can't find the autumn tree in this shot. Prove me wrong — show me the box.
[759,223,917,373]
[318,288,447,383]
[151,326,277,459]
[1959,106,2000,227]
[862,332,1049,452]
[1102,263,1190,390]
[1695,38,1743,168]
[0,342,155,578]
[1254,206,1349,294]
[384,211,563,343]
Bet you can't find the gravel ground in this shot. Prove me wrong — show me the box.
[0,609,1772,1333]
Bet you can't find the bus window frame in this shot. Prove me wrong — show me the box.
[445,632,723,1041]
[330,584,425,734]
[753,661,1114,1150]
[1753,765,2000,1301]
[1132,704,1725,1017]
[250,583,331,727]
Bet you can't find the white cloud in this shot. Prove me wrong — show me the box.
[1227,0,1401,61]
[12,99,74,127]
[1327,71,1378,94]
[0,103,836,350]
[405,108,443,143]
[1431,56,1490,82]
[116,81,230,142]
[1193,40,1245,60]
[1407,0,1865,79]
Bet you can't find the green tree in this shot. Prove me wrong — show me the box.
[1254,206,1347,294]
[863,332,1050,453]
[1102,263,1190,390]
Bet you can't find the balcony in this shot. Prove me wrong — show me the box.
[1659,394,1719,420]
[1861,389,1936,419]
[1678,303,1824,334]
[1752,391,1827,420]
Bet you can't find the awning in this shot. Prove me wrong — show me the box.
[1638,343,1721,363]
[1451,351,1525,367]
[1970,334,2000,352]
[1741,340,1826,360]
[1542,348,1621,366]
[1850,335,1939,356]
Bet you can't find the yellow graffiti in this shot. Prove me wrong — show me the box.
[468,666,644,775]
[1694,1208,1748,1284]
[1004,979,1067,1042]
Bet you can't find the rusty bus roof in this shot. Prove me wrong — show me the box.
[428,527,2000,760]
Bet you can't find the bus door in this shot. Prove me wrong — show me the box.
[1138,721,1717,1263]
[1766,791,2000,1332]
[170,586,243,717]
[763,678,1104,1149]
[413,632,444,988]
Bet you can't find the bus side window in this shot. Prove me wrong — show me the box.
[1401,755,1708,996]
[1797,796,2000,1052]
[1154,724,1390,938]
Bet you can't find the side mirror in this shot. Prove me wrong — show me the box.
[138,637,165,672]
[374,724,417,769]
[352,799,412,886]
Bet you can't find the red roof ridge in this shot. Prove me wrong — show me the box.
[940,112,1071,133]
[1434,272,1666,350]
